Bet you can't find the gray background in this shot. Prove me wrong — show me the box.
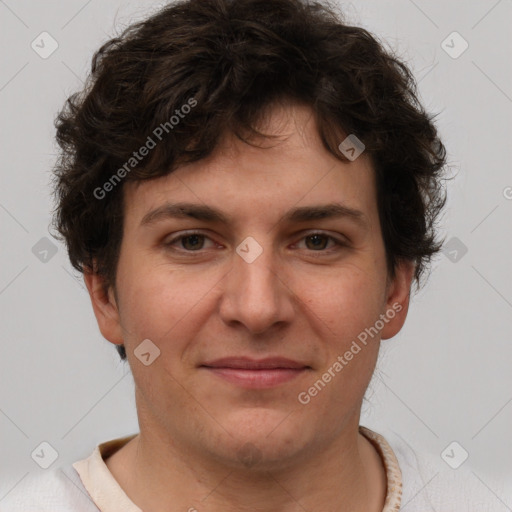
[1,0,511,506]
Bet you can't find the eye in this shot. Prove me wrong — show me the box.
[164,231,216,252]
[163,230,348,254]
[294,232,347,252]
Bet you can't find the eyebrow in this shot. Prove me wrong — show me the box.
[139,201,368,229]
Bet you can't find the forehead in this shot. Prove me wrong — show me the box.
[123,103,378,230]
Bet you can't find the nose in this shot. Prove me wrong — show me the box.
[218,241,295,335]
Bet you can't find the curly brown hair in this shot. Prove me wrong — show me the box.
[51,0,448,360]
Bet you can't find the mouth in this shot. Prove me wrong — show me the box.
[200,357,311,389]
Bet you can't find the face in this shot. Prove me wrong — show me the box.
[87,102,414,470]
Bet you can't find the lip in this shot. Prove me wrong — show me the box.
[200,357,311,389]
[201,357,309,369]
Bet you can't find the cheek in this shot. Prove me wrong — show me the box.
[301,262,385,341]
[298,271,382,409]
[115,258,219,350]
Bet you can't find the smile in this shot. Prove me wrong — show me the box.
[200,357,311,389]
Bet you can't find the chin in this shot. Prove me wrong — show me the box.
[209,408,314,470]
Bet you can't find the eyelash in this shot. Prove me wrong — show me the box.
[163,230,348,255]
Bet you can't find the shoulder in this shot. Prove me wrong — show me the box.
[380,428,512,512]
[0,465,99,512]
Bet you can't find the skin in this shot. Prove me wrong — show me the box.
[85,101,415,512]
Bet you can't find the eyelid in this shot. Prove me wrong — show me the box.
[298,229,349,244]
[291,230,348,251]
[164,229,217,247]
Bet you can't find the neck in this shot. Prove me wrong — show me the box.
[105,418,387,512]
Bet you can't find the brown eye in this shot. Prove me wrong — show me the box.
[180,234,205,251]
[164,231,216,252]
[304,234,330,250]
[292,232,348,255]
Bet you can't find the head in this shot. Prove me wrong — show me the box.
[52,0,447,468]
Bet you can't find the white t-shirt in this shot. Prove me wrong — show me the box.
[0,426,509,511]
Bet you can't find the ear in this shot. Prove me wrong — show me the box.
[83,268,124,346]
[380,259,416,340]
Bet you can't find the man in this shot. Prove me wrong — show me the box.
[4,0,488,510]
